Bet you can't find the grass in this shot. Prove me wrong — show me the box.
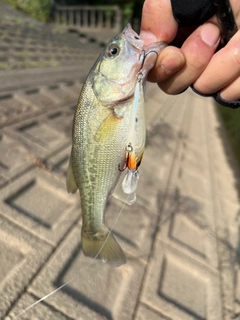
[216,102,240,167]
[0,62,12,69]
[2,0,53,22]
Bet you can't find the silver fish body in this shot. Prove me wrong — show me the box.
[67,24,166,266]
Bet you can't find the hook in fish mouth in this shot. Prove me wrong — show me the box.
[137,48,159,81]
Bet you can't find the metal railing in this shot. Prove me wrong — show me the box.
[53,5,122,32]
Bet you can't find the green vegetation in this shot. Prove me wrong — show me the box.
[3,0,54,21]
[0,62,12,70]
[217,103,240,166]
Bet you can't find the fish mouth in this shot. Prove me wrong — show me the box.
[123,24,167,78]
[140,42,167,78]
[123,23,144,51]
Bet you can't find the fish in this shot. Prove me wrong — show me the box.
[67,24,166,267]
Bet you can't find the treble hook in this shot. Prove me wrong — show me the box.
[118,143,137,172]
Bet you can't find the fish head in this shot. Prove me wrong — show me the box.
[91,24,166,105]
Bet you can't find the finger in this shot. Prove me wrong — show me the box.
[220,75,240,101]
[193,29,240,95]
[148,46,185,82]
[140,0,178,44]
[158,22,221,94]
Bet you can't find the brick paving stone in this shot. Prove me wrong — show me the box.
[62,80,82,96]
[6,293,73,320]
[59,83,81,102]
[203,99,240,317]
[145,90,174,132]
[135,303,172,320]
[0,168,79,246]
[44,107,75,138]
[141,89,189,181]
[27,224,145,320]
[39,86,65,105]
[14,89,57,110]
[0,83,79,130]
[178,170,212,203]
[154,96,219,263]
[181,146,209,178]
[0,132,33,187]
[169,213,206,255]
[141,241,222,320]
[42,83,79,105]
[157,197,219,270]
[47,145,72,179]
[0,215,52,319]
[134,164,160,214]
[4,109,72,158]
[133,89,195,215]
[0,66,87,93]
[104,198,157,264]
[0,92,38,128]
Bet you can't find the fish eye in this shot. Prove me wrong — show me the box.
[106,44,120,58]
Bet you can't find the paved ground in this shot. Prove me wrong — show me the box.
[0,2,108,71]
[1,2,240,320]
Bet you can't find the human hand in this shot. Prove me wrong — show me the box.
[141,0,240,102]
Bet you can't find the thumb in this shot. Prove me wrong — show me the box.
[140,0,178,44]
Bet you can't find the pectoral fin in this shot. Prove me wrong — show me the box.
[95,112,120,143]
[66,154,78,194]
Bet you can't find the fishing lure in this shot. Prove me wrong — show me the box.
[112,70,145,205]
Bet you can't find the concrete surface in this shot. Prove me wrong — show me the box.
[0,2,240,320]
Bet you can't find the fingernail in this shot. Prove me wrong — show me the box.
[201,23,220,47]
[160,51,185,75]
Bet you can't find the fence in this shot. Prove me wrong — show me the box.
[53,5,122,32]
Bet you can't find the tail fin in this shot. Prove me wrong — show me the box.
[81,228,126,267]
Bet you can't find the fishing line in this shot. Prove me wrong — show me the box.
[14,194,129,319]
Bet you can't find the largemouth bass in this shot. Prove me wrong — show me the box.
[67,24,165,267]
